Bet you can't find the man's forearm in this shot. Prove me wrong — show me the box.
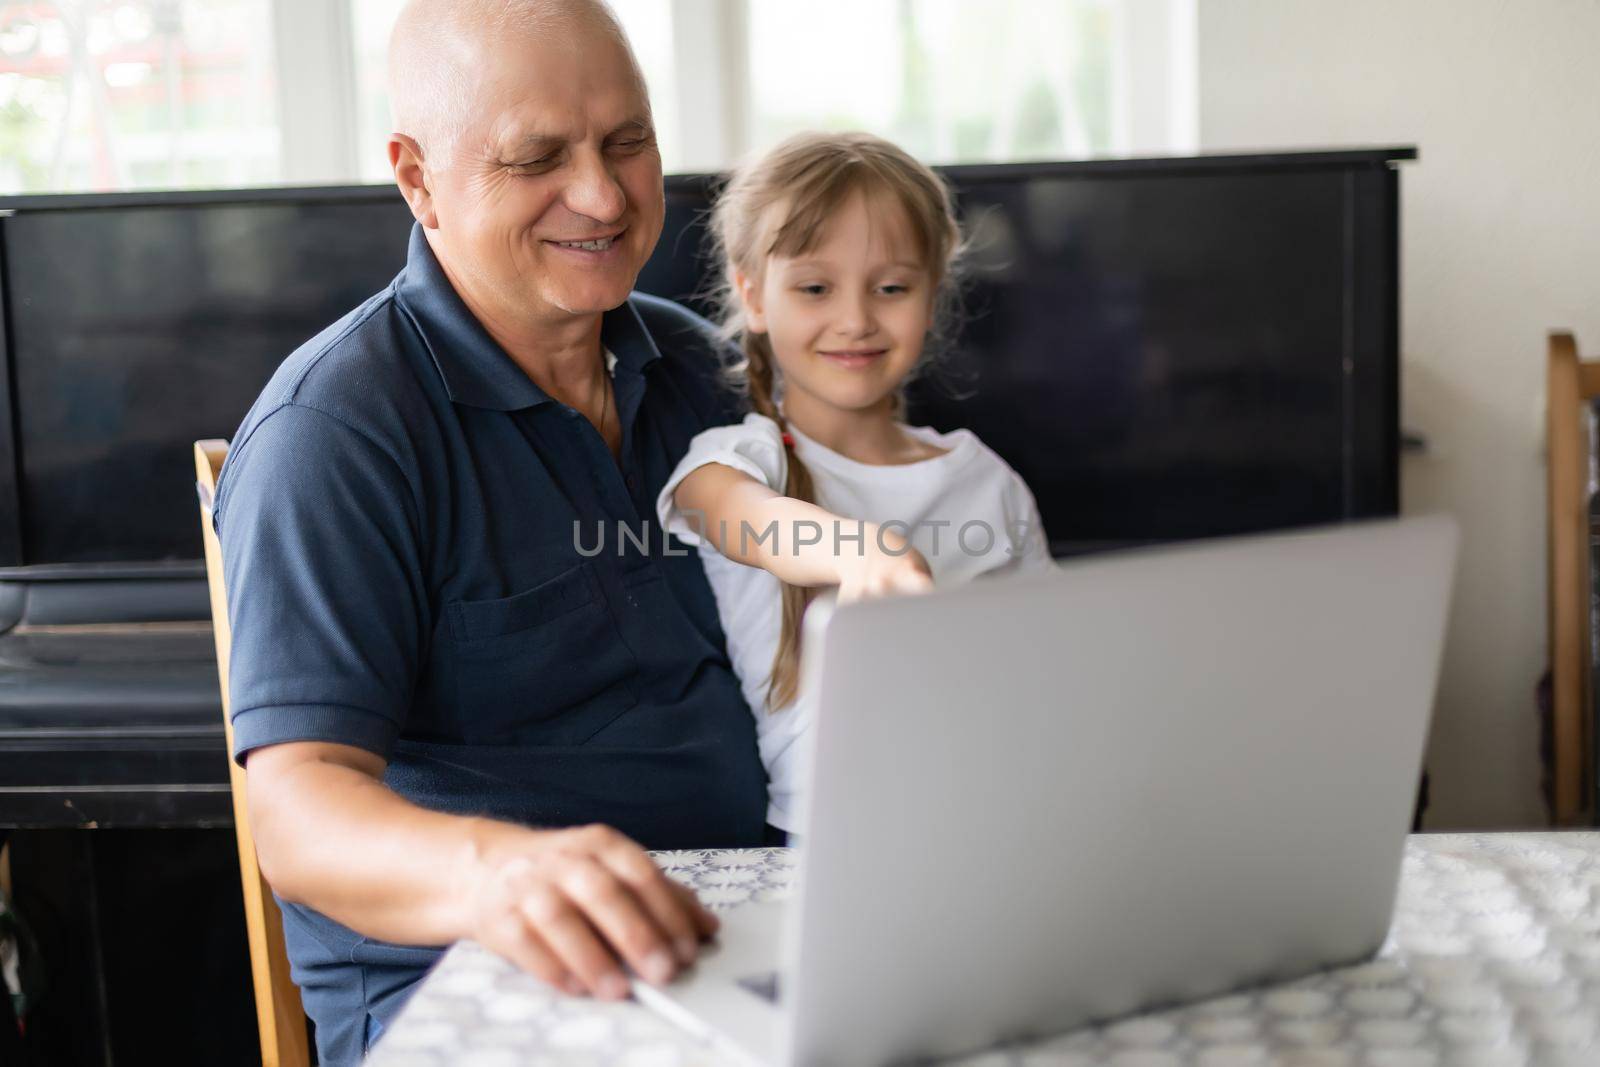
[247,743,515,946]
[243,740,720,998]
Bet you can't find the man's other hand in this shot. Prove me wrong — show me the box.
[464,822,721,998]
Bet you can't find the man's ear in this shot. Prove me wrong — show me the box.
[390,134,439,228]
[735,269,767,334]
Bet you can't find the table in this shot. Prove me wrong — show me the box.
[367,834,1600,1066]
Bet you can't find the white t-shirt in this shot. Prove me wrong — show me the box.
[656,412,1054,832]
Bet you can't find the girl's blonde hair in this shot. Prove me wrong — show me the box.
[707,130,964,711]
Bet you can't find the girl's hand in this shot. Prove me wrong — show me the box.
[837,528,934,602]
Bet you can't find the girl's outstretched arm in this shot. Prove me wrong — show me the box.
[671,462,932,600]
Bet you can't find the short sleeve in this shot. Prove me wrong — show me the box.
[214,403,429,764]
[655,412,788,546]
[1004,471,1055,571]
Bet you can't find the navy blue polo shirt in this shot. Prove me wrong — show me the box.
[214,223,768,1065]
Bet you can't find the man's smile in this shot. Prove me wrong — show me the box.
[546,227,626,254]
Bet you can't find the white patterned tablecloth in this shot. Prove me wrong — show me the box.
[367,833,1600,1066]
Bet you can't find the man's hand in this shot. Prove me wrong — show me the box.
[464,821,720,999]
[246,742,718,1001]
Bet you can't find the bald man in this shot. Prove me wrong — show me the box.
[212,2,767,1061]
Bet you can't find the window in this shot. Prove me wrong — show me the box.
[748,0,1116,164]
[0,0,1195,196]
[349,0,403,183]
[0,0,280,194]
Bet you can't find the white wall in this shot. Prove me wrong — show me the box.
[1198,0,1600,828]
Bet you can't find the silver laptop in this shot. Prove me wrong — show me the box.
[634,516,1458,1066]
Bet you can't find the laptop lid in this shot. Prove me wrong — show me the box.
[786,516,1457,1066]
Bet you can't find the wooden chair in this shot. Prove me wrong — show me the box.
[1546,333,1599,826]
[195,440,312,1067]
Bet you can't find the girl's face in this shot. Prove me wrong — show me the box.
[740,191,934,421]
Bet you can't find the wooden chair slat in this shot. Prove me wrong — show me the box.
[1546,334,1598,825]
[195,440,311,1067]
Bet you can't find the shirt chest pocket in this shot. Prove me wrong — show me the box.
[444,561,639,745]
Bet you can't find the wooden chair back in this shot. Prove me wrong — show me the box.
[194,439,312,1067]
[1546,332,1599,825]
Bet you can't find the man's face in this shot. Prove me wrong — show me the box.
[425,25,664,322]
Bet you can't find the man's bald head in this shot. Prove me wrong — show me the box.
[387,0,645,170]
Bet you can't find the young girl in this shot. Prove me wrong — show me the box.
[656,131,1053,838]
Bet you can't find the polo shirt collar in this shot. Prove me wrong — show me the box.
[395,222,663,411]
